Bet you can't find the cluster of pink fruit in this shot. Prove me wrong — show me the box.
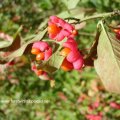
[31,16,84,76]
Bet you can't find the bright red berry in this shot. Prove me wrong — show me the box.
[60,47,71,57]
[113,29,120,33]
[116,33,120,40]
[7,61,15,66]
[61,59,73,71]
[72,29,78,36]
[31,48,41,55]
[48,24,61,35]
[48,16,75,41]
[32,41,52,61]
[35,69,43,76]
[36,52,44,61]
[113,29,120,40]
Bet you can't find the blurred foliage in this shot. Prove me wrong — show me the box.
[0,0,120,120]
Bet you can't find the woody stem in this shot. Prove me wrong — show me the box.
[69,10,120,24]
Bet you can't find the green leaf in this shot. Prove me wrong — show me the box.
[0,40,12,49]
[13,25,23,39]
[61,0,79,9]
[0,26,22,49]
[38,19,48,31]
[58,8,85,19]
[94,20,120,93]
[42,51,65,73]
[2,28,47,62]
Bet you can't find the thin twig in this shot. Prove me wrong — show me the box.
[70,10,120,24]
[79,32,95,37]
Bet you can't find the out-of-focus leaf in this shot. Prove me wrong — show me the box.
[0,40,12,49]
[40,0,53,9]
[0,32,13,49]
[0,64,7,73]
[94,20,120,93]
[7,26,23,51]
[2,29,47,62]
[12,26,22,39]
[38,19,48,31]
[58,8,85,19]
[0,26,22,50]
[61,0,79,9]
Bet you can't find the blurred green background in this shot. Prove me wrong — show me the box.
[0,0,120,120]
